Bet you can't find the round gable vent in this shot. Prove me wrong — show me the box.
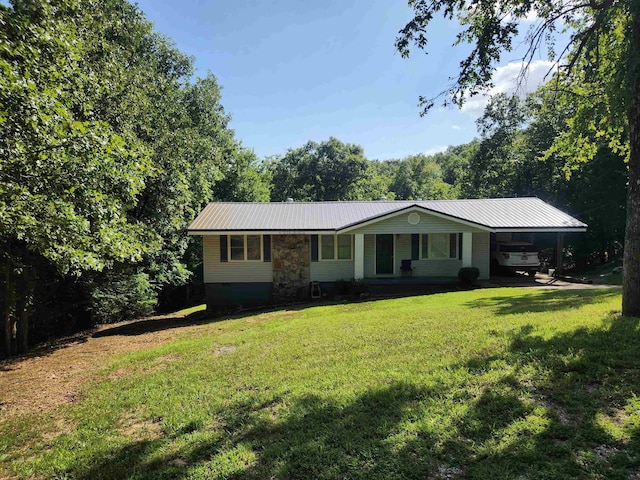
[408,212,420,225]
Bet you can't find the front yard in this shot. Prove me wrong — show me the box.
[1,287,638,479]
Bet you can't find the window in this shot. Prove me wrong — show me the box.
[230,235,245,261]
[321,235,335,260]
[421,233,458,260]
[246,235,261,260]
[337,235,352,260]
[320,234,352,261]
[229,235,262,261]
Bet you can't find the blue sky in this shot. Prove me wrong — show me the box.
[133,0,553,161]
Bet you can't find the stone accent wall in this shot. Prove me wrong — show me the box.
[272,235,310,302]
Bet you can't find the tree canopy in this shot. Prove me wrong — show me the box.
[396,0,640,316]
[0,0,264,356]
[269,137,388,201]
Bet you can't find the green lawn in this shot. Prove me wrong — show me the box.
[2,287,639,479]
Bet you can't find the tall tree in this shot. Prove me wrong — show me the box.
[461,94,526,198]
[396,0,640,316]
[0,0,156,355]
[389,153,458,199]
[0,0,251,354]
[269,137,387,201]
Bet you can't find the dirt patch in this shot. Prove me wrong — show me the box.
[121,416,164,441]
[40,418,76,442]
[215,346,237,355]
[0,311,209,418]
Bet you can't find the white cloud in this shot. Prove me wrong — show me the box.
[452,125,462,131]
[461,60,556,117]
[425,145,448,155]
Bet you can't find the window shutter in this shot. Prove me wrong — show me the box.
[411,234,419,260]
[220,235,228,262]
[263,235,271,262]
[311,235,318,262]
[458,233,463,260]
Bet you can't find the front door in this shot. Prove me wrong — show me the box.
[375,234,394,275]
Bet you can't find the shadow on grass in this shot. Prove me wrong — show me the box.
[63,315,640,479]
[71,383,442,480]
[456,314,640,478]
[92,311,213,338]
[0,333,90,371]
[465,288,620,316]
[92,304,309,338]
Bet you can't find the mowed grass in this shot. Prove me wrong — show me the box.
[1,287,639,479]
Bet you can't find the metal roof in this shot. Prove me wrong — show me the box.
[188,198,587,233]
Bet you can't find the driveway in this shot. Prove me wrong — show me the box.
[482,272,618,289]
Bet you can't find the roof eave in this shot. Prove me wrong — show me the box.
[336,204,493,233]
[187,229,337,236]
[491,227,588,233]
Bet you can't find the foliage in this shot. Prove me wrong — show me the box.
[432,142,477,188]
[395,0,640,315]
[389,153,457,199]
[458,267,480,285]
[461,94,527,198]
[331,279,369,297]
[459,90,627,263]
[269,137,390,201]
[89,270,156,324]
[0,0,155,274]
[0,0,259,354]
[1,288,635,479]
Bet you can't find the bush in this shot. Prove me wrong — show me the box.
[89,271,157,323]
[331,279,370,298]
[458,267,480,286]
[350,279,369,296]
[334,279,351,295]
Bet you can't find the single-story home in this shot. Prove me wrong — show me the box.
[187,198,587,310]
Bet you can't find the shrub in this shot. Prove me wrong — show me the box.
[331,279,369,297]
[458,267,480,286]
[334,279,351,295]
[90,271,157,323]
[350,279,369,296]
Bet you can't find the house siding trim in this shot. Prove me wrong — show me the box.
[337,205,492,233]
[346,211,485,236]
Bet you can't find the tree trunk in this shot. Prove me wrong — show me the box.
[623,3,640,317]
[16,307,28,355]
[1,269,14,359]
[15,266,32,355]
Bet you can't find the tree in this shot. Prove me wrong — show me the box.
[461,94,526,198]
[396,0,640,316]
[389,153,458,199]
[0,0,157,356]
[464,87,627,263]
[0,0,250,355]
[432,142,477,188]
[269,137,387,201]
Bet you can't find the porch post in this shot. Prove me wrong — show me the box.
[462,232,473,268]
[354,234,364,280]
